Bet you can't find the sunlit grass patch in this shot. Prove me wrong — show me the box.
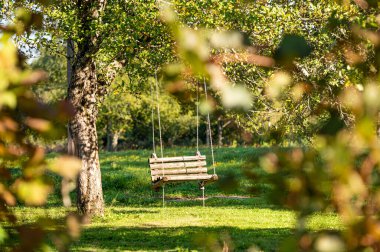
[10,147,343,251]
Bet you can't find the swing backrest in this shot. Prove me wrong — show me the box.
[149,154,207,182]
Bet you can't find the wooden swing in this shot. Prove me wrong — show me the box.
[149,74,218,206]
[149,152,218,190]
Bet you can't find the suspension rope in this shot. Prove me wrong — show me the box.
[196,83,200,153]
[154,70,165,207]
[150,80,156,154]
[154,71,164,161]
[162,184,165,207]
[201,183,205,207]
[203,78,216,175]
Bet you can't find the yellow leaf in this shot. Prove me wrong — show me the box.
[14,179,52,206]
[209,31,244,49]
[0,91,17,109]
[314,234,345,252]
[364,82,380,112]
[265,71,292,100]
[0,40,17,70]
[50,156,81,179]
[221,85,252,110]
[0,70,9,91]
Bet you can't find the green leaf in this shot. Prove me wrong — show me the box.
[0,226,8,244]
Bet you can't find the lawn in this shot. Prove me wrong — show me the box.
[12,147,342,251]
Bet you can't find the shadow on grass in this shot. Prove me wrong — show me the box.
[159,197,277,209]
[110,209,160,214]
[105,189,279,209]
[73,226,292,251]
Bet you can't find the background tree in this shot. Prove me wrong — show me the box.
[97,73,137,152]
[97,73,198,150]
[30,48,67,103]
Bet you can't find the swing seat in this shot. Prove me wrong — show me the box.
[149,153,218,190]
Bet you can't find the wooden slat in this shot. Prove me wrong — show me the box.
[164,174,217,181]
[149,155,206,164]
[152,174,218,189]
[150,161,206,169]
[151,167,207,176]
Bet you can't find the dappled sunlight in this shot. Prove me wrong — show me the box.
[67,206,340,251]
[12,205,341,231]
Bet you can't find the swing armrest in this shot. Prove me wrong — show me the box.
[152,177,168,190]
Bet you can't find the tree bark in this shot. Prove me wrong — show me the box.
[67,38,75,156]
[63,38,75,208]
[68,57,104,216]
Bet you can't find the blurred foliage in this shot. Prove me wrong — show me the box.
[0,5,83,251]
[219,1,365,145]
[245,2,380,251]
[163,0,380,251]
[159,0,372,146]
[160,2,254,110]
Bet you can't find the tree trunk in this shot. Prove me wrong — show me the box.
[168,137,174,147]
[111,132,119,151]
[66,0,109,216]
[106,120,119,152]
[68,58,104,216]
[106,119,112,151]
[63,38,75,208]
[67,38,75,156]
[206,127,210,146]
[217,116,223,147]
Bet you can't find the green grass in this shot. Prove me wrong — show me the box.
[12,147,342,251]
